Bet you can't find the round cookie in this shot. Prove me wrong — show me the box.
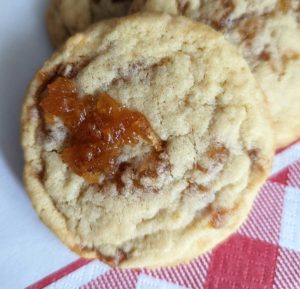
[47,0,132,47]
[22,13,273,268]
[130,0,300,149]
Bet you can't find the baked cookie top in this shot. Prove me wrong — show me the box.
[47,0,132,47]
[22,13,273,267]
[131,0,300,148]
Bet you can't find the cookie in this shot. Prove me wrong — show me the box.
[22,13,273,267]
[130,0,300,148]
[47,0,132,47]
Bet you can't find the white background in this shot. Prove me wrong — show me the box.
[0,1,78,288]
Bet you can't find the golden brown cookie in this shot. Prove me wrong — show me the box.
[47,0,132,47]
[22,13,273,268]
[130,0,300,149]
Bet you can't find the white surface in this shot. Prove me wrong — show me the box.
[271,142,300,175]
[0,1,77,288]
[44,261,109,289]
[136,274,188,289]
[279,186,300,251]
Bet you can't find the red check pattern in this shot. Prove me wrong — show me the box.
[26,141,300,289]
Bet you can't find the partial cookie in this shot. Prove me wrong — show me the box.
[22,13,273,268]
[130,0,300,149]
[47,0,132,47]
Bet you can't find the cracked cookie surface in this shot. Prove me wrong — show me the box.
[22,13,273,267]
[47,0,132,47]
[130,0,300,148]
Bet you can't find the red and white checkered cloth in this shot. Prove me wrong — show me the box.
[26,141,300,289]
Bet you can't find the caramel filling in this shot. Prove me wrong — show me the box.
[277,0,291,12]
[210,207,230,228]
[40,77,161,183]
[207,144,229,163]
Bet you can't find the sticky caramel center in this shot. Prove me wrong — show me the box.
[40,77,161,183]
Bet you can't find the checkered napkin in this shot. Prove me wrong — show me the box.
[26,141,300,289]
